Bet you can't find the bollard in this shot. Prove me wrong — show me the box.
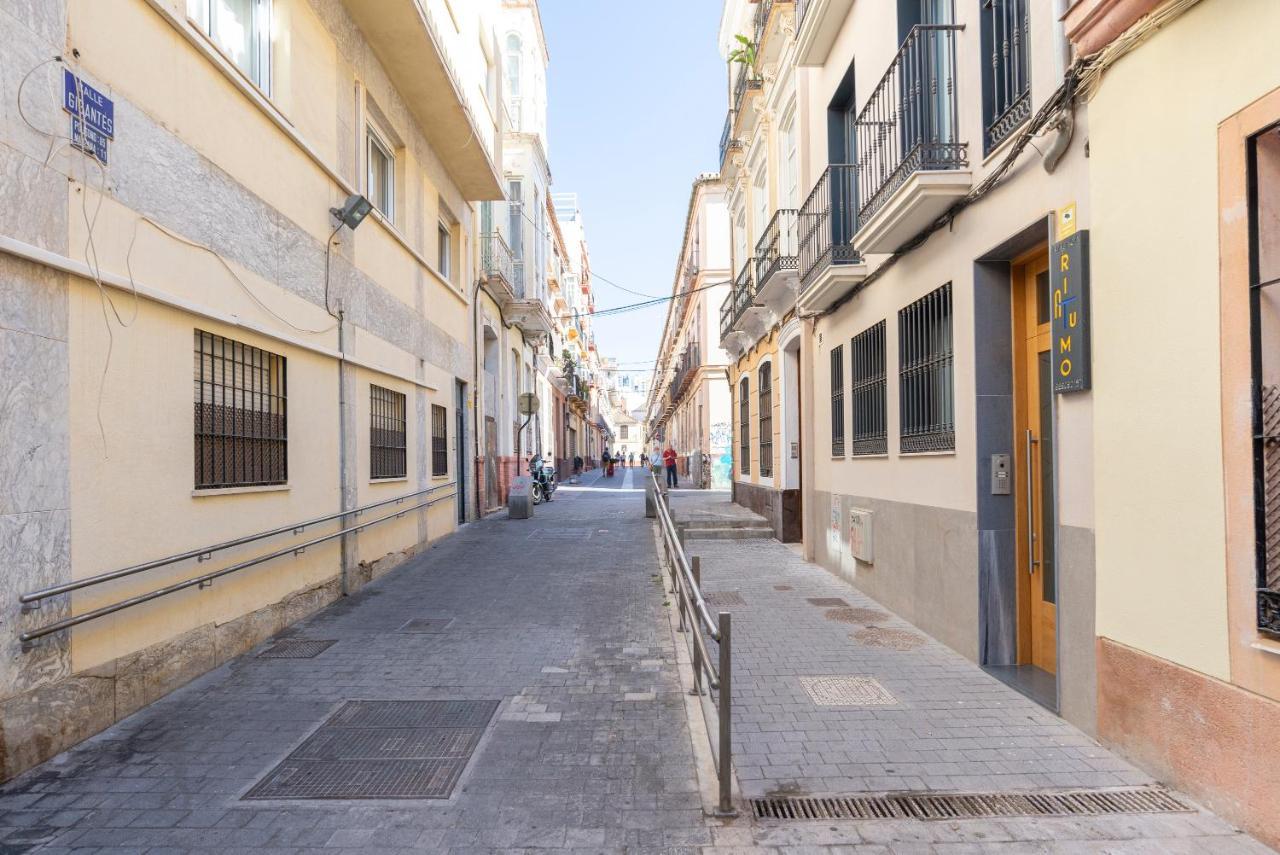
[507,475,534,519]
[690,557,703,696]
[717,610,736,816]
[644,474,658,518]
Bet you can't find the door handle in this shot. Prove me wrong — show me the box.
[1026,429,1039,575]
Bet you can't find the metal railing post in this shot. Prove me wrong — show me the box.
[690,557,703,695]
[717,610,735,816]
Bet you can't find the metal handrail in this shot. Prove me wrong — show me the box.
[21,483,456,605]
[647,468,734,816]
[19,487,457,645]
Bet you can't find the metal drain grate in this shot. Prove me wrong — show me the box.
[800,675,898,706]
[750,787,1191,822]
[245,700,498,800]
[824,607,891,624]
[258,639,337,659]
[806,597,849,607]
[704,590,746,607]
[399,618,454,633]
[853,626,925,650]
[773,585,793,591]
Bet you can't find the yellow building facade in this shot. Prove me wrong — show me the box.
[1,0,504,778]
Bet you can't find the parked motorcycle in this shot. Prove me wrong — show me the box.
[530,455,556,504]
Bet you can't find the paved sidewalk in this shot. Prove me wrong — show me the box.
[689,534,1273,852]
[0,469,709,853]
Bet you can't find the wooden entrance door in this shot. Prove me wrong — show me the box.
[1013,250,1057,673]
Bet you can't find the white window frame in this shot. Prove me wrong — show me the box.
[187,0,272,92]
[437,220,452,281]
[366,125,395,223]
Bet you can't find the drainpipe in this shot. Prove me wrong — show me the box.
[1042,0,1077,174]
[337,308,353,596]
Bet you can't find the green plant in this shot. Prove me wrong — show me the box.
[728,34,757,70]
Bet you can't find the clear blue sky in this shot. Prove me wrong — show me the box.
[540,0,726,374]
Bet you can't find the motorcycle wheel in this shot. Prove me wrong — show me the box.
[531,482,543,505]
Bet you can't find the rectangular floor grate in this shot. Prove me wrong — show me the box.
[751,788,1191,822]
[258,639,337,659]
[245,700,498,800]
[704,590,746,607]
[399,618,455,633]
[806,597,849,607]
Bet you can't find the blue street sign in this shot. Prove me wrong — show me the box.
[63,69,114,164]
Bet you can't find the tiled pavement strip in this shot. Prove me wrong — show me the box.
[0,472,1266,853]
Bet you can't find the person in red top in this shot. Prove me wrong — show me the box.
[662,445,679,488]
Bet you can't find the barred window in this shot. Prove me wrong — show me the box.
[851,321,888,455]
[194,330,287,489]
[370,385,407,479]
[981,0,1031,153]
[738,376,751,475]
[898,283,954,453]
[831,345,846,456]
[758,362,773,478]
[431,404,448,477]
[1250,124,1280,636]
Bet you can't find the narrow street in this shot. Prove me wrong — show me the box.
[0,478,1268,853]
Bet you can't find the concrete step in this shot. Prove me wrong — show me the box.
[681,525,775,541]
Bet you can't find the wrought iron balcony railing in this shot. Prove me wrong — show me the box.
[733,258,757,323]
[732,64,763,117]
[855,24,967,224]
[755,209,799,290]
[798,165,861,284]
[480,232,513,290]
[719,290,735,342]
[982,0,1031,152]
[753,0,775,47]
[719,110,740,167]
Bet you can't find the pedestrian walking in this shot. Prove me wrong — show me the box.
[629,452,635,468]
[639,451,648,470]
[662,444,679,488]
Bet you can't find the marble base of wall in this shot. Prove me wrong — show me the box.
[0,535,428,783]
[1097,637,1280,850]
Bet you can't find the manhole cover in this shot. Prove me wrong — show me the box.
[399,618,454,633]
[824,607,891,624]
[245,700,498,800]
[800,676,897,706]
[704,590,746,606]
[258,640,337,659]
[806,597,848,607]
[751,787,1190,821]
[853,626,925,650]
[773,585,793,591]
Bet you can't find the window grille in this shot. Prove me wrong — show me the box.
[739,376,751,475]
[759,363,773,478]
[194,330,286,489]
[431,404,448,477]
[370,385,407,479]
[898,284,954,453]
[981,0,1031,153]
[830,345,846,456]
[851,321,888,455]
[1250,124,1280,635]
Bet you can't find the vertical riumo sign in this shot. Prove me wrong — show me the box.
[1050,230,1091,393]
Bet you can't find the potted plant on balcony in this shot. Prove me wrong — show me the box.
[728,34,757,69]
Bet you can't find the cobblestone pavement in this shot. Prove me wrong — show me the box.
[687,533,1273,853]
[0,475,1271,853]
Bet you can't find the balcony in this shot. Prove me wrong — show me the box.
[853,24,970,254]
[754,209,799,314]
[731,64,764,139]
[479,232,515,305]
[794,0,856,67]
[719,110,742,173]
[754,0,795,66]
[340,0,502,200]
[718,259,765,356]
[670,345,702,405]
[796,165,867,313]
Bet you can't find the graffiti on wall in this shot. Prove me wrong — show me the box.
[709,421,732,489]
